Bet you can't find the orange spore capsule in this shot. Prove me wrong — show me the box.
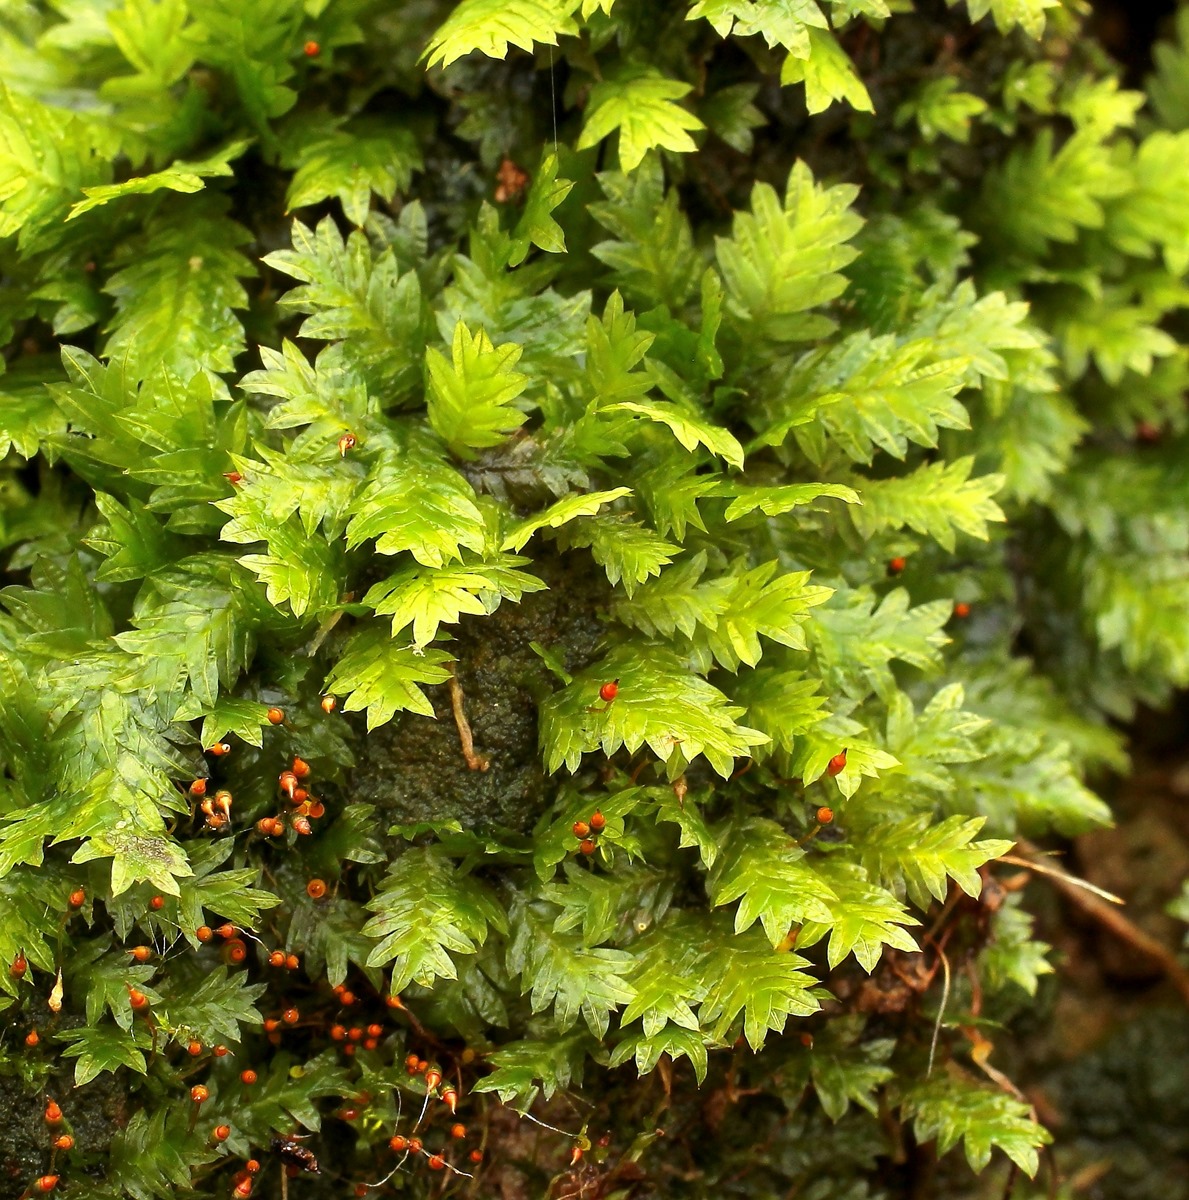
[240,1069,257,1085]
[338,432,356,457]
[129,945,151,963]
[285,954,299,970]
[826,749,848,777]
[450,1123,466,1139]
[424,1068,442,1091]
[214,1124,231,1141]
[35,1176,58,1193]
[196,925,213,942]
[389,1135,408,1152]
[150,895,165,910]
[579,838,596,856]
[428,1155,445,1170]
[469,1149,483,1163]
[303,39,320,56]
[306,879,327,900]
[292,816,312,836]
[25,1030,39,1047]
[308,800,325,819]
[214,1044,229,1057]
[225,940,247,964]
[209,742,231,756]
[954,601,971,619]
[264,1018,280,1032]
[267,707,285,725]
[269,951,285,968]
[572,821,590,839]
[190,1085,208,1104]
[53,1134,73,1151]
[216,924,237,940]
[188,1040,203,1056]
[128,987,149,1010]
[888,556,907,575]
[363,1038,378,1050]
[292,757,311,779]
[10,952,26,978]
[321,694,337,713]
[44,1100,62,1125]
[408,1137,422,1154]
[599,679,619,702]
[816,806,834,825]
[282,1008,299,1025]
[68,888,86,908]
[245,1160,260,1174]
[589,810,606,832]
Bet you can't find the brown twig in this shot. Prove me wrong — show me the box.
[448,666,490,772]
[1013,839,1189,1006]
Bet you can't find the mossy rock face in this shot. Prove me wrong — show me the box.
[345,551,609,834]
[1051,1007,1189,1200]
[0,1068,125,1200]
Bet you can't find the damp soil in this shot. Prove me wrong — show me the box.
[344,549,610,835]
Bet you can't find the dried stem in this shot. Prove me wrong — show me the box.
[1013,839,1189,1006]
[448,666,490,772]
